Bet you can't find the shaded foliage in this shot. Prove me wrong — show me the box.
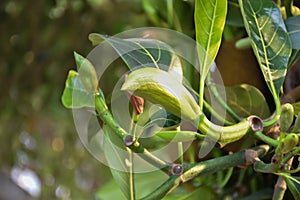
[0,0,153,198]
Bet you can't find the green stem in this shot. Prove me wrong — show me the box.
[263,110,280,128]
[139,149,169,170]
[173,12,183,32]
[178,142,183,163]
[283,176,300,199]
[94,94,171,172]
[284,0,293,18]
[278,173,300,184]
[236,168,247,187]
[130,112,139,137]
[220,167,234,188]
[281,147,300,164]
[166,0,173,27]
[288,49,300,67]
[254,131,279,147]
[203,100,234,125]
[253,161,279,173]
[127,148,135,200]
[263,88,281,128]
[287,166,300,174]
[277,0,281,7]
[141,145,269,200]
[206,74,242,122]
[198,78,205,110]
[157,130,206,141]
[94,95,125,134]
[185,83,233,125]
[197,113,250,147]
[177,126,183,163]
[127,110,143,199]
[188,147,195,164]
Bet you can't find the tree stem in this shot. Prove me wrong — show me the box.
[141,145,269,200]
[95,94,171,173]
[254,131,279,147]
[273,176,287,200]
[273,158,293,200]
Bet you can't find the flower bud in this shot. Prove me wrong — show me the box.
[281,133,299,154]
[280,103,294,132]
[126,92,144,115]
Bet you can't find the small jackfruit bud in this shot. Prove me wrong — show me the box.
[280,103,294,132]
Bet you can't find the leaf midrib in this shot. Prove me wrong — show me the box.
[200,0,217,72]
[247,0,277,96]
[135,42,160,69]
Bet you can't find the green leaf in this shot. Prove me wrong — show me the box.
[88,33,104,46]
[96,170,167,199]
[238,188,273,200]
[61,70,94,108]
[88,34,179,74]
[286,15,300,49]
[121,68,200,121]
[89,33,183,123]
[205,84,270,122]
[284,176,300,200]
[163,186,217,200]
[143,107,181,129]
[73,52,98,93]
[135,104,181,132]
[95,178,126,200]
[239,0,292,97]
[227,0,244,27]
[195,0,227,78]
[225,84,270,118]
[102,124,132,200]
[141,0,164,26]
[288,49,300,67]
[293,102,300,116]
[278,173,300,185]
[135,170,168,198]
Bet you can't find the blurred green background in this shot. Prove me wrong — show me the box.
[0,0,195,199]
[6,0,300,199]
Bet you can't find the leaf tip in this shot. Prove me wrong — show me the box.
[73,51,85,70]
[88,33,105,46]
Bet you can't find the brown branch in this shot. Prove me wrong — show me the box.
[282,85,300,103]
[272,158,294,200]
[273,176,287,200]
